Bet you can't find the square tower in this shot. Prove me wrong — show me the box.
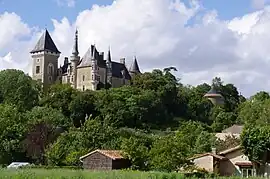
[30,29,61,90]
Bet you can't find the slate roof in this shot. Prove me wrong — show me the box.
[78,45,131,80]
[30,29,60,54]
[129,57,140,73]
[80,150,124,160]
[77,45,106,68]
[204,86,223,97]
[112,62,131,80]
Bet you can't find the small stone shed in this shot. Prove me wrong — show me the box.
[79,149,130,170]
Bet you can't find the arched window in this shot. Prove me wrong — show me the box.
[48,63,54,75]
[82,75,85,81]
[48,76,53,84]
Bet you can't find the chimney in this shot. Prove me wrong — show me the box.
[120,58,125,65]
[99,52,104,60]
[212,148,217,154]
[64,57,69,65]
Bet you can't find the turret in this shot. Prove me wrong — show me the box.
[70,29,80,88]
[91,45,98,90]
[129,56,141,78]
[204,86,224,105]
[106,47,112,86]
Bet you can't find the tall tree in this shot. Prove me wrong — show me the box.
[0,69,40,111]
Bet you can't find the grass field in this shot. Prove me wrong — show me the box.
[0,168,260,178]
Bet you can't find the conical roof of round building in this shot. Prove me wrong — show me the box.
[204,87,223,98]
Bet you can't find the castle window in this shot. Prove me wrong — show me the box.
[96,75,100,82]
[82,75,85,81]
[48,63,54,75]
[83,85,85,91]
[36,59,40,63]
[36,66,40,74]
[48,76,52,83]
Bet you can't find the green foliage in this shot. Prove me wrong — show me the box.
[121,136,151,170]
[241,125,270,163]
[0,68,251,173]
[149,134,189,172]
[40,84,77,117]
[0,104,28,164]
[46,119,119,166]
[237,99,270,125]
[0,69,40,111]
[69,90,96,127]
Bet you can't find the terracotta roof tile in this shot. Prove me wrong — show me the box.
[80,150,124,160]
[235,161,253,166]
[219,145,242,155]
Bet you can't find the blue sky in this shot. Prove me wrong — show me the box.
[0,0,258,30]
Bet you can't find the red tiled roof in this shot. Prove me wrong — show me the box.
[235,161,253,167]
[219,145,242,155]
[189,153,227,160]
[80,150,124,160]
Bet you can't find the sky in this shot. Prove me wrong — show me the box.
[1,0,270,97]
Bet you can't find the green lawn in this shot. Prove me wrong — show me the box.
[0,169,261,179]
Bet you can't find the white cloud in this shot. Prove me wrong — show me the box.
[251,0,270,9]
[55,0,76,7]
[3,0,270,96]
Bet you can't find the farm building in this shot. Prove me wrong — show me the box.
[79,150,130,170]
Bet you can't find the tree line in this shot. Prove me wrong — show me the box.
[0,68,266,172]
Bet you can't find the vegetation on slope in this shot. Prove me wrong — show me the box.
[0,68,268,172]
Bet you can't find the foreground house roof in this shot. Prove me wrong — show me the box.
[189,153,227,161]
[80,150,124,160]
[219,145,242,155]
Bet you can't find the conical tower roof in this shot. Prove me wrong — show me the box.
[107,47,112,62]
[30,29,60,54]
[204,86,222,98]
[129,56,140,73]
[72,29,79,56]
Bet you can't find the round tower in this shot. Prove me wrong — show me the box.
[204,86,224,106]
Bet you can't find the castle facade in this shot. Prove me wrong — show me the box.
[30,29,141,90]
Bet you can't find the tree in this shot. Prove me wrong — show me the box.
[195,131,216,154]
[40,84,77,117]
[121,136,151,170]
[69,90,96,127]
[0,104,28,164]
[185,86,213,124]
[46,118,119,166]
[211,77,240,112]
[149,134,189,172]
[131,69,180,117]
[23,106,71,164]
[241,125,270,174]
[211,111,237,132]
[0,69,40,111]
[250,91,270,102]
[237,99,270,126]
